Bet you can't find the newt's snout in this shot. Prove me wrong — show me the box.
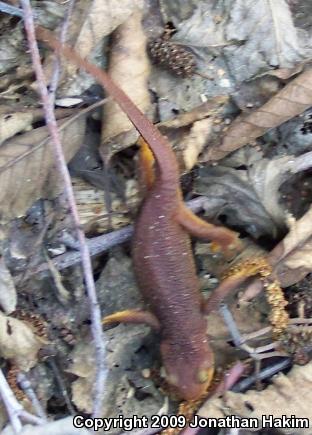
[160,340,214,401]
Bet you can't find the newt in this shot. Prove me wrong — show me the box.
[36,26,243,400]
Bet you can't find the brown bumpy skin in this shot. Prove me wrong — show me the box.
[132,174,215,399]
[36,26,242,400]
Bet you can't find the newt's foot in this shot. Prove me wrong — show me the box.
[211,235,244,260]
[103,309,160,331]
[176,205,244,258]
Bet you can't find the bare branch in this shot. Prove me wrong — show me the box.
[20,0,106,417]
[33,196,210,274]
[17,372,47,421]
[0,369,46,432]
[48,0,77,102]
[0,369,23,433]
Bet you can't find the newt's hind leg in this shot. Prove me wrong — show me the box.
[137,137,155,191]
[175,204,243,258]
[103,309,160,331]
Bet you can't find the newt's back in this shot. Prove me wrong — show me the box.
[132,178,214,400]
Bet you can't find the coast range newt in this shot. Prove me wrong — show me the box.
[36,26,242,400]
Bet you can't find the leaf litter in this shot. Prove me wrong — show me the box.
[0,0,312,434]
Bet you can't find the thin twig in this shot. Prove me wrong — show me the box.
[0,370,23,433]
[0,368,46,433]
[48,0,76,102]
[219,304,281,359]
[219,304,244,347]
[19,410,45,425]
[36,225,133,273]
[214,361,246,396]
[17,372,47,421]
[241,326,273,342]
[231,358,291,392]
[48,359,75,415]
[20,0,106,417]
[0,1,23,17]
[33,196,209,273]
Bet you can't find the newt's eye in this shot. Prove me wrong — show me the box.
[197,367,214,384]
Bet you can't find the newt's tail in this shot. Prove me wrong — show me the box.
[36,26,179,186]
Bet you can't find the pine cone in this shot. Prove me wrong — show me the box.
[148,37,196,78]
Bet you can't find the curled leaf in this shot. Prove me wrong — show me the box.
[100,8,151,159]
[0,115,86,220]
[207,69,312,161]
[0,258,16,314]
[199,362,312,435]
[270,207,312,286]
[224,0,310,81]
[47,0,144,96]
[0,312,43,371]
[195,155,294,238]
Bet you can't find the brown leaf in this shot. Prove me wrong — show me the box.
[0,106,73,145]
[0,108,37,146]
[207,68,312,161]
[100,8,151,160]
[194,155,294,238]
[54,0,144,97]
[158,96,228,171]
[271,207,312,286]
[180,118,213,171]
[0,258,16,314]
[69,325,159,416]
[0,312,43,371]
[158,97,229,129]
[241,206,312,301]
[73,0,143,60]
[0,115,86,220]
[199,362,312,435]
[73,176,139,233]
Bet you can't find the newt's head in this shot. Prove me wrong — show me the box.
[160,339,214,401]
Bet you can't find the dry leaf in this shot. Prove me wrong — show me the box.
[247,156,293,225]
[270,207,312,286]
[69,325,159,416]
[224,0,310,81]
[73,176,139,233]
[158,97,228,129]
[0,312,43,371]
[241,207,312,301]
[100,9,151,159]
[207,68,312,161]
[181,118,213,171]
[199,362,312,435]
[0,258,16,314]
[0,115,86,220]
[0,108,37,146]
[54,0,144,96]
[158,96,228,171]
[73,0,143,60]
[195,156,294,238]
[0,107,77,146]
[207,304,266,368]
[0,26,26,76]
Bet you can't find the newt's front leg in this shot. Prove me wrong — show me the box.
[175,204,243,258]
[103,309,160,331]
